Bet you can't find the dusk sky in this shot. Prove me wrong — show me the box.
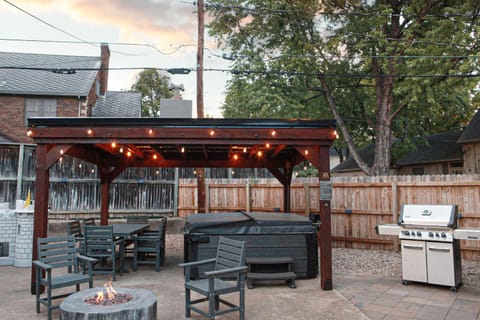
[0,0,232,117]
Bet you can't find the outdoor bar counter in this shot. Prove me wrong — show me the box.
[184,211,319,279]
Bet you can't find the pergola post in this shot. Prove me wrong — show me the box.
[318,146,332,290]
[31,144,50,294]
[100,181,110,226]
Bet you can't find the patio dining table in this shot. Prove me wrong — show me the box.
[112,223,150,239]
[111,223,150,272]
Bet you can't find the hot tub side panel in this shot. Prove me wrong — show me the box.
[184,228,318,279]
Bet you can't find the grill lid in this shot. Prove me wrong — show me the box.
[398,204,458,228]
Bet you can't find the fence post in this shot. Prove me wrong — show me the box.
[173,168,179,216]
[304,182,310,216]
[205,182,210,213]
[391,181,399,252]
[246,182,250,212]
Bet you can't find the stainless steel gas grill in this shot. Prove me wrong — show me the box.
[377,204,480,291]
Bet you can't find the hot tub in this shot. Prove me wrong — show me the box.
[184,212,318,279]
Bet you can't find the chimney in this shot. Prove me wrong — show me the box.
[100,44,110,96]
[169,83,185,100]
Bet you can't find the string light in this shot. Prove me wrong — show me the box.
[148,129,153,135]
[60,149,64,155]
[271,130,276,136]
[87,128,93,135]
[126,151,132,157]
[153,154,158,160]
[233,154,239,160]
[257,150,263,157]
[266,143,270,148]
[26,129,33,137]
[181,147,185,153]
[209,129,215,136]
[243,147,247,153]
[119,147,124,153]
[305,149,309,155]
[111,141,116,148]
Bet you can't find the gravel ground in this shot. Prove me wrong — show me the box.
[165,234,480,288]
[333,247,480,288]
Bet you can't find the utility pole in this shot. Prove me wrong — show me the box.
[197,0,204,118]
[196,0,206,213]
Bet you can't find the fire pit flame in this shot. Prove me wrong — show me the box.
[94,278,117,304]
[85,278,133,306]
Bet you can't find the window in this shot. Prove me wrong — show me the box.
[24,98,57,125]
[412,167,424,175]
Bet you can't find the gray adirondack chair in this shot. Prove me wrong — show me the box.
[179,236,247,320]
[33,235,97,320]
[84,225,125,281]
[66,220,85,254]
[133,216,166,271]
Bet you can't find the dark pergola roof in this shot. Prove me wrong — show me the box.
[28,117,336,291]
[28,117,336,169]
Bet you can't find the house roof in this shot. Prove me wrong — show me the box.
[332,131,462,172]
[395,131,463,166]
[0,51,100,97]
[458,109,480,143]
[93,91,142,117]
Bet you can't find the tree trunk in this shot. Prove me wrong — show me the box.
[371,74,394,176]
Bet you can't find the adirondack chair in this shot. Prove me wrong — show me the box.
[179,236,247,320]
[66,220,85,255]
[126,215,149,224]
[133,217,167,271]
[124,215,150,256]
[84,225,125,281]
[33,235,97,320]
[83,217,96,227]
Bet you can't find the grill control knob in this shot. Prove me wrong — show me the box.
[429,231,434,237]
[402,230,410,236]
[441,232,446,238]
[435,232,440,237]
[416,231,422,236]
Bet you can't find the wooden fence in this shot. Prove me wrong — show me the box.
[178,175,480,261]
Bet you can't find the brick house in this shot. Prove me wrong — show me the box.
[0,44,140,143]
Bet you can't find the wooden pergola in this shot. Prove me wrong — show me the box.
[28,117,337,291]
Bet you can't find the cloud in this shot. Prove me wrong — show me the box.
[18,0,200,50]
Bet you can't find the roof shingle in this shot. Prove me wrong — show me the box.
[0,51,100,97]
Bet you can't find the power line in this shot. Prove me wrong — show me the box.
[2,37,477,62]
[3,0,96,47]
[2,0,133,56]
[1,65,479,79]
[0,37,200,56]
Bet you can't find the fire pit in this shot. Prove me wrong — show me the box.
[59,286,157,320]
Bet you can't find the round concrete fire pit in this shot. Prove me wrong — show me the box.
[60,287,157,320]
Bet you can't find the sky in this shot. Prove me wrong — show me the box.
[0,0,232,117]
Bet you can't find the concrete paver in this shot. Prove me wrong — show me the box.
[2,256,480,319]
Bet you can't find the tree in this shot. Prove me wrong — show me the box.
[207,0,480,175]
[131,69,173,117]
